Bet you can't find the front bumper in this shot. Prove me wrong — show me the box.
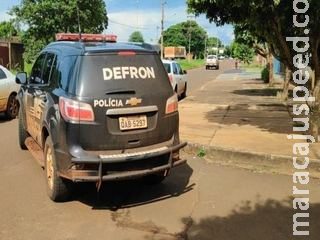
[59,142,187,182]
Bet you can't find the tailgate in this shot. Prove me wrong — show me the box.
[75,52,177,150]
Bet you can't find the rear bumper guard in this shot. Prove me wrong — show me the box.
[61,142,187,183]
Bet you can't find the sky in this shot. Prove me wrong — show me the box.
[0,0,234,45]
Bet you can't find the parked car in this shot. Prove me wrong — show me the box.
[162,59,187,99]
[16,33,187,202]
[0,65,20,118]
[205,55,219,70]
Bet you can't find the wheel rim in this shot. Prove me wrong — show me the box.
[46,147,54,190]
[9,97,18,117]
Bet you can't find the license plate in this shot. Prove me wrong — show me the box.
[119,115,147,131]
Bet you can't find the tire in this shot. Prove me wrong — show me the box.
[18,109,28,150]
[181,83,187,99]
[6,94,19,119]
[44,136,72,202]
[142,171,166,185]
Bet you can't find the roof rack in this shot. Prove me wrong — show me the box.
[55,33,117,42]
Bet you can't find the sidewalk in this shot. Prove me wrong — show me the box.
[179,70,320,175]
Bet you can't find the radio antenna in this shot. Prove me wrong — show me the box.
[76,3,82,41]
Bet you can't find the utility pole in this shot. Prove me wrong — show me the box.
[160,0,165,59]
[204,35,207,59]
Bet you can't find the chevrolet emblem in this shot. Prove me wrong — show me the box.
[126,97,142,106]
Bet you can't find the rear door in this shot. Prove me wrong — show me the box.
[25,53,46,141]
[173,62,183,95]
[0,68,8,110]
[76,51,177,150]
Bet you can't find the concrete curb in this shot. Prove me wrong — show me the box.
[182,141,320,178]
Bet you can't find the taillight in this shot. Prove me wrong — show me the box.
[168,74,173,84]
[166,94,178,114]
[59,97,94,123]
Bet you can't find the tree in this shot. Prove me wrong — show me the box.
[234,24,275,86]
[206,36,223,55]
[230,41,255,64]
[0,21,18,39]
[10,0,108,63]
[163,21,207,59]
[128,31,144,43]
[187,0,319,89]
[188,0,320,138]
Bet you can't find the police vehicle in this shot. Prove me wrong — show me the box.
[16,33,187,202]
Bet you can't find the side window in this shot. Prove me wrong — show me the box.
[173,63,178,75]
[176,63,183,75]
[42,53,56,85]
[163,63,171,73]
[30,53,46,84]
[58,56,77,91]
[0,69,7,80]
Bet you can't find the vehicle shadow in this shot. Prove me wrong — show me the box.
[176,197,320,240]
[75,163,194,210]
[0,113,12,123]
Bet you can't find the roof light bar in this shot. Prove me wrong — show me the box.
[55,33,117,42]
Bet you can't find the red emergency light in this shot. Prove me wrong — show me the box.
[55,33,117,42]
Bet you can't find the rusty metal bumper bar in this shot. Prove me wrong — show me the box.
[69,158,186,182]
[71,142,187,164]
[64,142,187,183]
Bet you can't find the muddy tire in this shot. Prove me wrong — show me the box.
[6,94,19,119]
[18,109,28,150]
[44,136,72,202]
[143,171,166,185]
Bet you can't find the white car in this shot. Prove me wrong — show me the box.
[0,65,20,118]
[206,55,219,70]
[162,59,187,99]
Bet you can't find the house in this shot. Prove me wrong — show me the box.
[0,37,24,70]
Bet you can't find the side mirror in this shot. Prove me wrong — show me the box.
[16,72,27,85]
[183,70,187,75]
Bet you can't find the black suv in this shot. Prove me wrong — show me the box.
[16,34,187,202]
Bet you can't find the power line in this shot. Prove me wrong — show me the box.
[108,19,151,30]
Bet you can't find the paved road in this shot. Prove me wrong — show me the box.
[186,60,234,95]
[1,65,320,239]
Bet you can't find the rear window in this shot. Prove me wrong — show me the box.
[163,63,171,73]
[77,53,171,97]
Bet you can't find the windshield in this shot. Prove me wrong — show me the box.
[76,53,171,97]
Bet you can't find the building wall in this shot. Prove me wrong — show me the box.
[11,43,24,70]
[0,46,9,67]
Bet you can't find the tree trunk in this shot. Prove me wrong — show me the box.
[308,38,320,142]
[279,67,291,101]
[267,51,274,87]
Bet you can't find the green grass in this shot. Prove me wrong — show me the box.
[24,62,32,75]
[177,59,205,70]
[240,63,264,73]
[10,62,32,76]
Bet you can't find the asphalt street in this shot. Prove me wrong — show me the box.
[1,62,320,240]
